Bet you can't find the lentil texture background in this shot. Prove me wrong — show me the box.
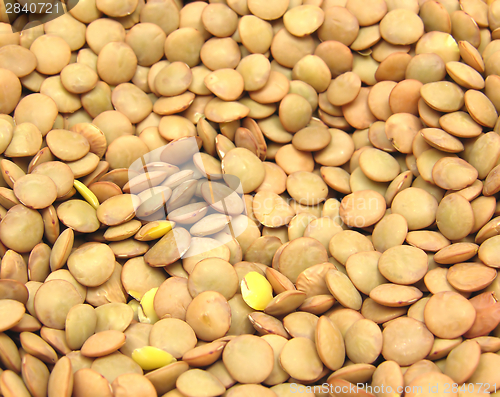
[2,0,500,396]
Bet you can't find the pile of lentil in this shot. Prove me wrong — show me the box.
[2,0,500,396]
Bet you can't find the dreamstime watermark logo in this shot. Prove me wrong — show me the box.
[1,0,78,33]
[126,136,373,260]
[128,136,249,260]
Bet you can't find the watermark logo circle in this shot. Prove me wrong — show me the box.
[128,137,248,260]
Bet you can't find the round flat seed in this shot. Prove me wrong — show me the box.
[420,128,464,153]
[432,157,478,190]
[13,174,57,210]
[339,190,386,228]
[321,166,351,195]
[361,298,406,325]
[45,269,87,303]
[317,6,359,47]
[32,161,75,199]
[104,220,142,242]
[382,317,435,366]
[378,245,428,285]
[185,291,231,341]
[168,203,208,225]
[342,87,377,130]
[67,243,115,287]
[464,89,498,128]
[153,277,192,321]
[123,172,169,195]
[329,230,375,266]
[439,111,482,138]
[436,194,474,241]
[201,180,244,215]
[259,334,288,386]
[0,299,25,332]
[446,61,485,89]
[434,242,478,265]
[255,162,287,195]
[292,126,331,152]
[315,315,345,371]
[111,373,157,397]
[346,251,387,295]
[359,148,400,182]
[447,262,497,292]
[406,372,458,397]
[421,82,465,112]
[223,335,274,384]
[97,194,141,226]
[282,311,318,341]
[90,352,143,384]
[248,313,287,339]
[286,171,328,205]
[34,280,84,330]
[47,356,72,397]
[131,345,175,371]
[372,213,408,253]
[367,123,393,153]
[182,236,231,274]
[280,337,323,382]
[279,94,312,133]
[144,361,189,397]
[188,258,238,300]
[149,318,197,359]
[415,31,460,64]
[424,291,476,339]
[467,353,500,392]
[65,304,97,351]
[444,340,481,384]
[388,79,422,115]
[371,360,404,397]
[57,200,100,234]
[241,271,274,311]
[369,283,423,307]
[72,367,113,397]
[221,148,265,194]
[0,370,31,397]
[204,69,244,102]
[182,341,225,369]
[391,188,438,230]
[344,319,383,364]
[265,290,306,316]
[303,217,343,253]
[284,5,324,36]
[70,123,107,159]
[248,0,288,20]
[0,279,29,304]
[406,231,450,252]
[81,330,126,358]
[204,98,249,124]
[380,9,424,45]
[327,72,361,107]
[385,113,423,154]
[279,237,329,283]
[46,129,90,162]
[252,191,295,228]
[326,269,362,311]
[477,235,500,268]
[176,369,225,397]
[190,214,232,237]
[4,123,43,158]
[1,205,44,253]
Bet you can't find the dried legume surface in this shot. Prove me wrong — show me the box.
[1,0,500,396]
